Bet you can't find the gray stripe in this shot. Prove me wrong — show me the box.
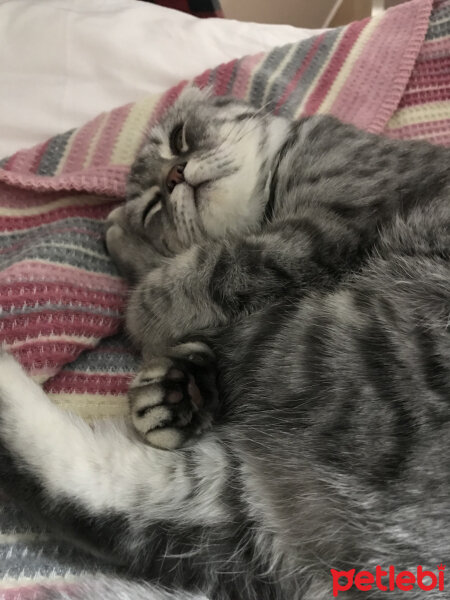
[280,27,342,118]
[37,129,75,176]
[64,335,139,373]
[0,219,115,273]
[249,43,293,109]
[0,230,106,253]
[425,4,450,40]
[428,2,450,23]
[0,217,106,245]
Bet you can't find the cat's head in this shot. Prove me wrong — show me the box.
[126,87,288,253]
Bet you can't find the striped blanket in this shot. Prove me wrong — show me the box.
[1,0,449,596]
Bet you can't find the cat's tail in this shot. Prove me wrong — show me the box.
[39,576,208,600]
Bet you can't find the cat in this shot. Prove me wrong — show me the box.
[0,86,449,600]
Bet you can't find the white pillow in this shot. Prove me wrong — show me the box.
[0,0,323,157]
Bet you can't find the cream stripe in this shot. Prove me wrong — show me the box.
[386,100,450,129]
[404,84,450,94]
[83,112,110,169]
[294,28,346,119]
[317,15,381,114]
[49,392,128,420]
[0,194,109,217]
[110,96,160,165]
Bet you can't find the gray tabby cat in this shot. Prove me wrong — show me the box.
[0,86,449,600]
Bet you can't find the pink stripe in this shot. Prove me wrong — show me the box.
[302,21,366,116]
[0,186,62,209]
[407,55,450,86]
[384,116,450,144]
[0,200,113,231]
[212,58,238,96]
[87,104,132,169]
[0,282,124,310]
[0,261,127,292]
[388,129,450,146]
[5,145,44,174]
[1,152,19,171]
[275,33,327,113]
[417,37,450,60]
[399,86,450,107]
[0,311,119,340]
[0,165,129,197]
[0,314,122,342]
[422,130,450,146]
[29,138,51,173]
[331,0,433,132]
[194,68,213,89]
[61,112,105,173]
[145,80,188,135]
[229,52,265,99]
[13,342,97,377]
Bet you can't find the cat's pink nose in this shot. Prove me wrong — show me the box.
[166,163,185,193]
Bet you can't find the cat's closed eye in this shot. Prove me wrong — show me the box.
[169,123,185,155]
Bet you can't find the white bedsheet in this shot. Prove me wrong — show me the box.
[0,0,323,157]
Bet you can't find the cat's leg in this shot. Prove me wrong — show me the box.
[106,187,167,282]
[124,216,348,354]
[129,341,219,449]
[0,351,243,593]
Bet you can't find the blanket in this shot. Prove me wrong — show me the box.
[1,0,449,596]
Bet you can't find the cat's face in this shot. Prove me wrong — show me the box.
[126,88,288,253]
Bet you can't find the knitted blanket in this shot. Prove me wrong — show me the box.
[1,0,449,596]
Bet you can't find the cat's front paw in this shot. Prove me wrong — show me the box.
[106,186,166,281]
[128,343,217,450]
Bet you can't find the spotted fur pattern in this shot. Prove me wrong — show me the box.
[0,88,449,599]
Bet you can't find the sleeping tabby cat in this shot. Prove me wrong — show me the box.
[0,86,449,600]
